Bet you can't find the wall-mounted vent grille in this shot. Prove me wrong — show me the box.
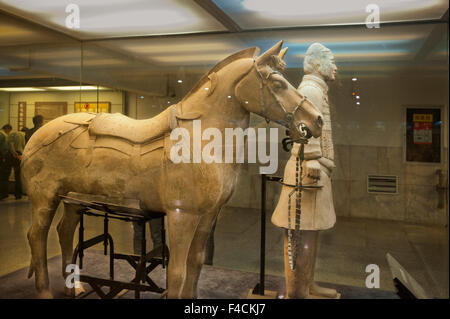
[367,175,398,194]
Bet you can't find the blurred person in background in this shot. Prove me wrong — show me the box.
[25,115,43,143]
[0,124,12,200]
[8,127,27,199]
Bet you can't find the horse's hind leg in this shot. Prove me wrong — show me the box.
[27,190,60,299]
[57,203,85,296]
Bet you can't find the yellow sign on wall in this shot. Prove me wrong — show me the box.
[74,102,110,113]
[413,113,433,145]
[413,114,433,122]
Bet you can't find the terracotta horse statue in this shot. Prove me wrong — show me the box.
[21,41,323,298]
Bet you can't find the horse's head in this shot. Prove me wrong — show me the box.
[235,41,323,140]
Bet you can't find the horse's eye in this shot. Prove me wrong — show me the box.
[272,80,285,90]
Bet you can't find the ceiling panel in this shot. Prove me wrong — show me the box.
[94,34,248,66]
[213,0,448,30]
[0,0,227,39]
[91,23,436,70]
[0,11,75,46]
[237,24,435,67]
[0,66,33,78]
[0,2,447,92]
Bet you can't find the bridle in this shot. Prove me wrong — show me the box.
[252,60,309,138]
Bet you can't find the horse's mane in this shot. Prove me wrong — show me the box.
[181,46,260,103]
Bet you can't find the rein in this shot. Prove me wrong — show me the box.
[287,143,304,270]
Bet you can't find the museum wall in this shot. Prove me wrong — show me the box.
[0,91,9,126]
[330,74,448,226]
[226,74,448,226]
[126,92,181,120]
[125,72,208,120]
[6,90,124,129]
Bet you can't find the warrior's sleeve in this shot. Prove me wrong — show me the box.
[297,85,323,160]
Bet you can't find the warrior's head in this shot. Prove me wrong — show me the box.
[304,43,337,82]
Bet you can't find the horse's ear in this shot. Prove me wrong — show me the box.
[279,47,288,60]
[252,47,260,58]
[256,40,283,65]
[206,72,218,96]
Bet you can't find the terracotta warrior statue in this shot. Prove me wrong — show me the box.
[272,43,339,299]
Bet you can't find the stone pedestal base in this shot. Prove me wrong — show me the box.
[246,289,278,299]
[306,292,341,299]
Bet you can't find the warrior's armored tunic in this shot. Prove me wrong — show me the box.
[272,74,336,230]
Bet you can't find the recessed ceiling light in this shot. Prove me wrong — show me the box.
[47,86,107,91]
[235,0,450,29]
[352,77,357,81]
[152,54,227,64]
[0,87,46,92]
[177,80,183,83]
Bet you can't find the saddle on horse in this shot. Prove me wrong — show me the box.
[89,110,176,145]
[71,109,175,161]
[24,104,202,164]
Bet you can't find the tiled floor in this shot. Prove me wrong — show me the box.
[0,196,448,298]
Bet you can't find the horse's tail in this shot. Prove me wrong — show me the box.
[26,227,35,279]
[27,260,34,278]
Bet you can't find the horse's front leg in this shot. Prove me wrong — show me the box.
[181,209,219,297]
[166,209,218,299]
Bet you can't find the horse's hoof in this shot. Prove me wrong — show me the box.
[64,282,86,297]
[36,290,54,299]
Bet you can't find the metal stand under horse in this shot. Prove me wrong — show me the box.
[248,135,322,298]
[61,193,169,299]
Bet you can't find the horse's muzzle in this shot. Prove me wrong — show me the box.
[298,123,313,139]
[287,123,312,142]
[296,116,322,139]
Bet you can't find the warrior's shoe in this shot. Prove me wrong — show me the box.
[309,282,340,299]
